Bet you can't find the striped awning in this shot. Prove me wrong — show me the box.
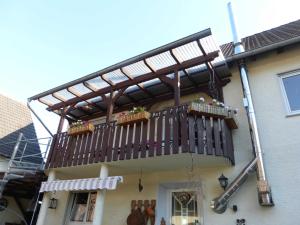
[39,176,123,193]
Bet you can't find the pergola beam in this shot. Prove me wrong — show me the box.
[120,68,155,98]
[78,83,212,120]
[144,59,174,92]
[29,28,212,102]
[170,50,198,87]
[48,51,219,111]
[52,93,91,116]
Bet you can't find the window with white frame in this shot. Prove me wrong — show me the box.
[279,71,300,115]
[70,192,97,222]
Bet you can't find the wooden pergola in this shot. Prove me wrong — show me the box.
[29,28,230,125]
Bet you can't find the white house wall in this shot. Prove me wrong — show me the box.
[39,44,300,225]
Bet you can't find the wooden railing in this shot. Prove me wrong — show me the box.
[46,105,235,169]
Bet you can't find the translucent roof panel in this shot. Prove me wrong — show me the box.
[105,69,128,84]
[186,64,207,75]
[199,36,225,65]
[69,83,92,96]
[125,85,140,93]
[87,96,102,103]
[39,94,62,106]
[140,78,160,88]
[122,61,152,78]
[85,77,110,90]
[76,101,88,107]
[30,29,230,119]
[172,41,203,62]
[146,51,177,71]
[54,89,76,101]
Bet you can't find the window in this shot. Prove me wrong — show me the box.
[171,191,199,225]
[279,71,300,115]
[70,192,97,222]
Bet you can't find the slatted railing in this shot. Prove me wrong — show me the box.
[46,105,235,169]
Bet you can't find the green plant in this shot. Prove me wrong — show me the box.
[128,106,145,115]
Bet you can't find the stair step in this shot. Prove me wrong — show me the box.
[5,174,24,179]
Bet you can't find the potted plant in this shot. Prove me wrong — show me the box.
[68,120,95,136]
[117,107,150,125]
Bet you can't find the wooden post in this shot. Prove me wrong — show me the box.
[56,107,72,133]
[106,92,114,124]
[56,111,66,133]
[103,88,127,124]
[174,70,180,106]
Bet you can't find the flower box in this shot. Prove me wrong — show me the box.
[68,122,95,136]
[187,102,228,118]
[188,102,238,129]
[117,111,150,125]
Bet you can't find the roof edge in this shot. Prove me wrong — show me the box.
[226,31,300,62]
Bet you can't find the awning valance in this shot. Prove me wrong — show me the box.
[39,176,123,193]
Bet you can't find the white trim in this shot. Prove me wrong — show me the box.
[166,188,203,225]
[278,69,300,116]
[67,192,96,225]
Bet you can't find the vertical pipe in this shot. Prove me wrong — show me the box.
[227,1,273,206]
[227,2,244,54]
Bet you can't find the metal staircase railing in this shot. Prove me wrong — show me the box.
[0,133,52,198]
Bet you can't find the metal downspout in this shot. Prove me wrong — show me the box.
[211,1,274,213]
[27,99,53,137]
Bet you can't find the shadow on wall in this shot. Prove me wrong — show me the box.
[0,123,42,164]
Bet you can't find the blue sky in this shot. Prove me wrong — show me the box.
[0,0,299,136]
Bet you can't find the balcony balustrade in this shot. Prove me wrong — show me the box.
[46,104,235,169]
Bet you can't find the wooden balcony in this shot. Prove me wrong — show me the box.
[46,105,235,169]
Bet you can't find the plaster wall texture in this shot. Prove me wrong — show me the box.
[40,46,300,225]
[0,156,8,172]
[0,196,25,225]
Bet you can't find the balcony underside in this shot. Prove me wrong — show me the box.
[46,105,235,169]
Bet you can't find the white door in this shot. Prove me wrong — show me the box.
[170,191,199,225]
[67,192,97,225]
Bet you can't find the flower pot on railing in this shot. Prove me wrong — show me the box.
[117,107,150,125]
[68,121,95,136]
[188,98,238,129]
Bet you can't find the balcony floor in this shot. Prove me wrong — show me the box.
[50,153,231,178]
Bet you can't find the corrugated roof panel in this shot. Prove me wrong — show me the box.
[199,36,225,64]
[54,89,76,101]
[186,64,207,74]
[69,83,91,96]
[87,96,102,103]
[140,78,160,87]
[122,61,152,78]
[105,69,128,84]
[173,41,203,62]
[76,101,88,107]
[39,94,61,105]
[86,77,110,90]
[146,51,177,71]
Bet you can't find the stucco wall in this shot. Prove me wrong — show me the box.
[39,45,300,225]
[0,196,25,225]
[0,156,8,172]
